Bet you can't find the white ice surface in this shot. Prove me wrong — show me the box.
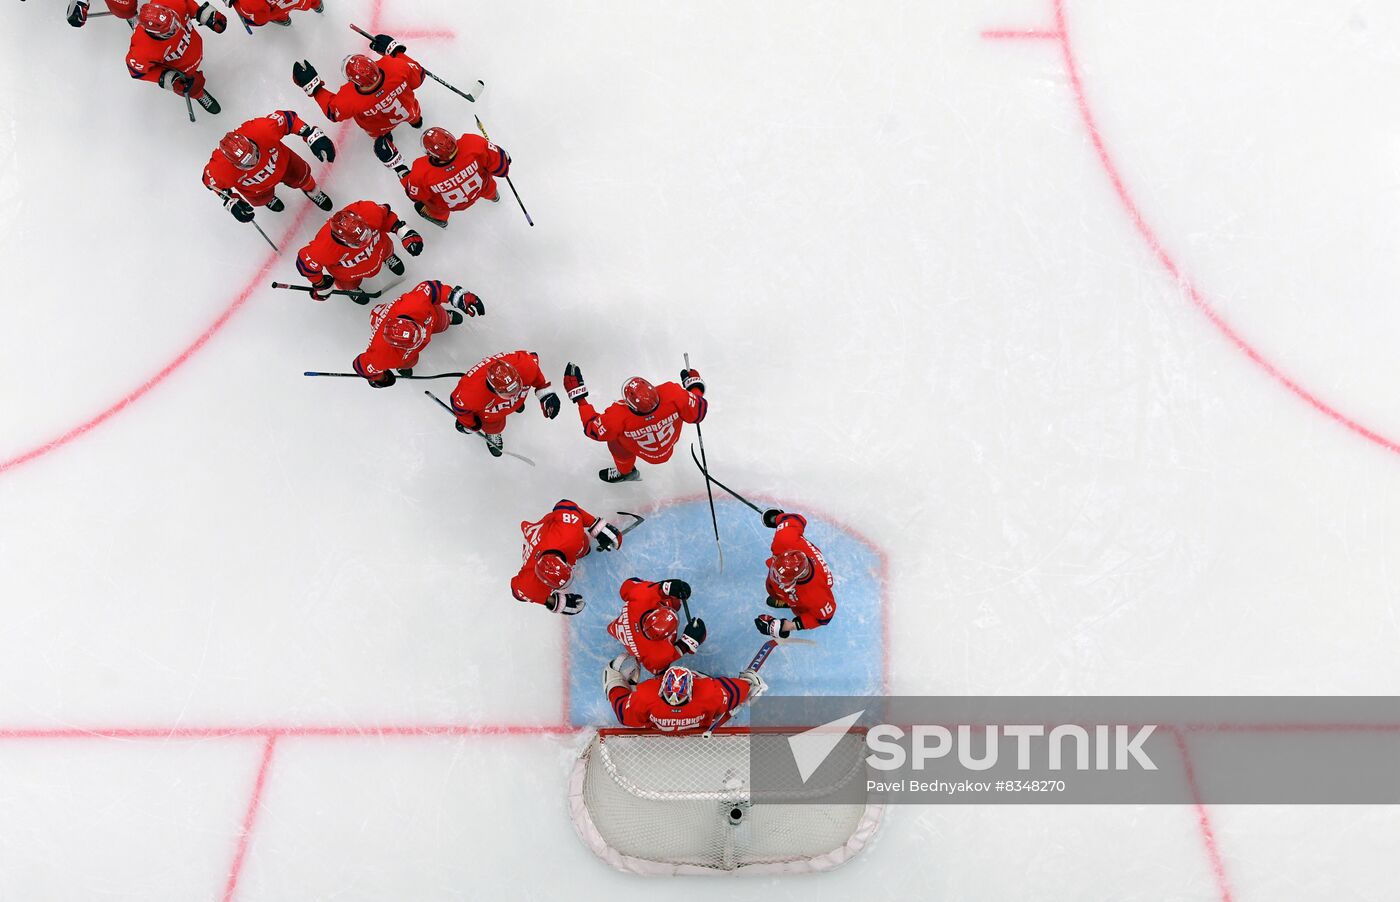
[2,0,1400,899]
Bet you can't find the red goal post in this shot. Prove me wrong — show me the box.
[568,725,884,875]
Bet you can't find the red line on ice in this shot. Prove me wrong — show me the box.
[981,28,1062,40]
[221,735,278,902]
[1027,0,1400,456]
[0,4,455,478]
[1171,729,1236,902]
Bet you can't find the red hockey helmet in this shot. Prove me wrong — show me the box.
[768,549,811,588]
[330,209,372,247]
[138,2,179,39]
[535,552,573,591]
[659,666,694,707]
[343,53,383,91]
[640,607,679,642]
[622,376,660,415]
[486,360,523,397]
[382,316,425,351]
[421,127,458,164]
[219,132,260,170]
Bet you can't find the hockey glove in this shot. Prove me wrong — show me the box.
[538,389,561,420]
[308,277,335,301]
[546,592,586,616]
[197,2,227,31]
[660,579,692,602]
[738,666,768,698]
[292,60,324,97]
[449,288,485,317]
[373,134,404,168]
[226,198,255,223]
[369,33,406,56]
[680,367,705,394]
[300,125,335,163]
[754,614,785,638]
[590,518,623,552]
[370,371,397,389]
[762,509,784,528]
[66,0,90,27]
[677,617,707,654]
[563,363,589,403]
[385,254,406,276]
[399,229,424,256]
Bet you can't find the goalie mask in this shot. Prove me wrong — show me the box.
[659,666,694,707]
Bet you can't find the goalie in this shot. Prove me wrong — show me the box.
[604,659,765,733]
[606,578,707,675]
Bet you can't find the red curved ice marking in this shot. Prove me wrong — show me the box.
[0,0,454,478]
[1048,0,1400,455]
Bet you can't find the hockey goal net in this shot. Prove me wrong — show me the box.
[568,726,883,875]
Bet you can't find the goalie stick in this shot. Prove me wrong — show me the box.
[703,639,778,737]
[423,390,536,466]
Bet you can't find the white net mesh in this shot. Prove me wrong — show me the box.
[569,729,883,875]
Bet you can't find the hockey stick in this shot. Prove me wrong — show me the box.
[684,352,724,572]
[702,639,778,737]
[303,371,466,380]
[348,24,486,102]
[424,391,536,466]
[615,511,647,536]
[250,219,280,252]
[688,445,765,516]
[474,116,534,227]
[270,282,372,301]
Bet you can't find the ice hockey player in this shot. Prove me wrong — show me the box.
[754,510,837,638]
[352,280,484,388]
[607,578,707,675]
[203,112,335,223]
[67,0,137,27]
[227,0,322,28]
[605,660,765,733]
[373,128,511,228]
[449,351,560,458]
[125,1,225,114]
[292,34,426,140]
[296,201,423,302]
[510,500,624,616]
[562,364,708,483]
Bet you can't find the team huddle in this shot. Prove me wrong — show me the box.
[58,0,844,734]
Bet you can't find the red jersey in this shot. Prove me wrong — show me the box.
[106,0,139,16]
[608,673,751,733]
[510,500,596,606]
[312,54,425,138]
[576,382,706,464]
[766,513,837,627]
[126,0,203,82]
[352,280,454,380]
[403,134,510,213]
[607,579,687,675]
[296,200,401,288]
[449,350,549,435]
[229,0,319,26]
[203,111,312,203]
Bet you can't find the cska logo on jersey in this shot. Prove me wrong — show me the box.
[165,27,193,62]
[241,148,280,187]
